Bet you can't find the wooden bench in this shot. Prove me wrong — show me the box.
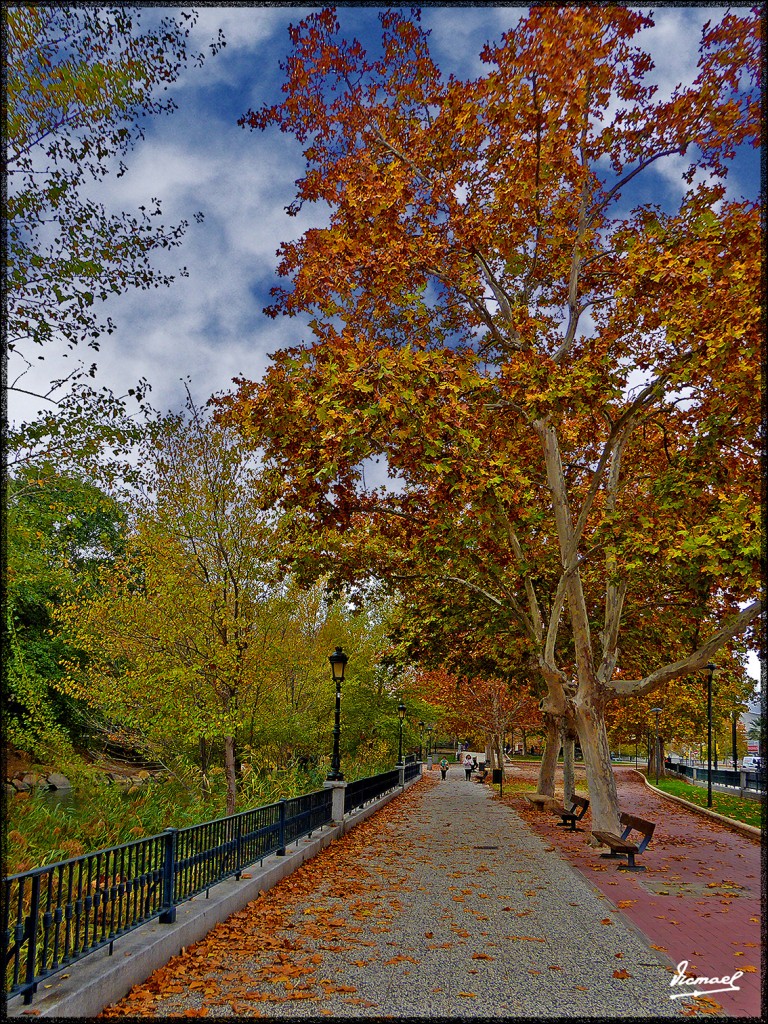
[592,812,655,871]
[552,794,590,832]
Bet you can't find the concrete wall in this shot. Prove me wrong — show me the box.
[6,773,422,1019]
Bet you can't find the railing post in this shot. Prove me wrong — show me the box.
[323,780,346,823]
[235,815,243,879]
[159,829,177,924]
[398,764,405,788]
[23,874,42,1003]
[276,800,287,856]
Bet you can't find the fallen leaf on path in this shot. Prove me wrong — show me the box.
[613,969,632,979]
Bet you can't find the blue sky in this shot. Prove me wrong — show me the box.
[7,3,761,427]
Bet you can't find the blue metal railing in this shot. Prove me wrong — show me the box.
[343,768,401,814]
[664,759,764,793]
[4,766,418,1005]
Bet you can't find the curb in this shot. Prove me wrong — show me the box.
[6,776,423,1018]
[633,769,762,841]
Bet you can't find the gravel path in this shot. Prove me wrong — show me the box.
[104,767,683,1018]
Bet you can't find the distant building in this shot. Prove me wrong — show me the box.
[741,696,764,755]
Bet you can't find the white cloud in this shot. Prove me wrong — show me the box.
[422,7,523,78]
[634,8,714,99]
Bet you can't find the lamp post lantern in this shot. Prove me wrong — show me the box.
[651,708,662,785]
[397,702,407,765]
[327,647,348,781]
[704,663,717,807]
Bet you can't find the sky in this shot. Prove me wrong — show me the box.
[6,2,761,426]
[6,4,761,684]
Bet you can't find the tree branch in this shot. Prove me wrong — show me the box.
[610,600,763,695]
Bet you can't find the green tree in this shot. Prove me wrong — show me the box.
[55,397,286,814]
[5,466,127,752]
[5,5,223,372]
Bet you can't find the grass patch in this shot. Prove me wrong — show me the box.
[653,775,763,828]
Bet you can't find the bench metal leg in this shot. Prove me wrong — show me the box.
[617,852,645,871]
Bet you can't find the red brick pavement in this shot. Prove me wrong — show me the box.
[504,766,763,1018]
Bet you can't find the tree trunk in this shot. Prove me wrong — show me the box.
[537,712,560,796]
[572,695,620,834]
[562,727,575,806]
[648,735,663,782]
[199,736,212,800]
[224,734,237,816]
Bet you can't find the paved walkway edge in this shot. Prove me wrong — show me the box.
[635,770,762,841]
[6,776,423,1019]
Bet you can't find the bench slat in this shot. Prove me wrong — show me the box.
[592,812,655,872]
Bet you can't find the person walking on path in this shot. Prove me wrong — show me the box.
[439,756,449,779]
[463,753,473,779]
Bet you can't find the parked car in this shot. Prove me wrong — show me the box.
[741,755,761,771]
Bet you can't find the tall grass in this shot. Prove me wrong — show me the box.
[5,753,397,877]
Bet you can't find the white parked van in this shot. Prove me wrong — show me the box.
[741,755,761,771]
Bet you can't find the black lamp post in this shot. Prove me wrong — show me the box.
[418,720,424,761]
[705,662,717,807]
[426,724,434,767]
[651,707,662,784]
[397,702,407,765]
[327,646,348,781]
[731,710,738,771]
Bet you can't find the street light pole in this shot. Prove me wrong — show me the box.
[651,708,662,785]
[327,647,348,781]
[426,724,434,768]
[705,662,717,807]
[731,710,738,771]
[397,702,406,765]
[418,720,424,762]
